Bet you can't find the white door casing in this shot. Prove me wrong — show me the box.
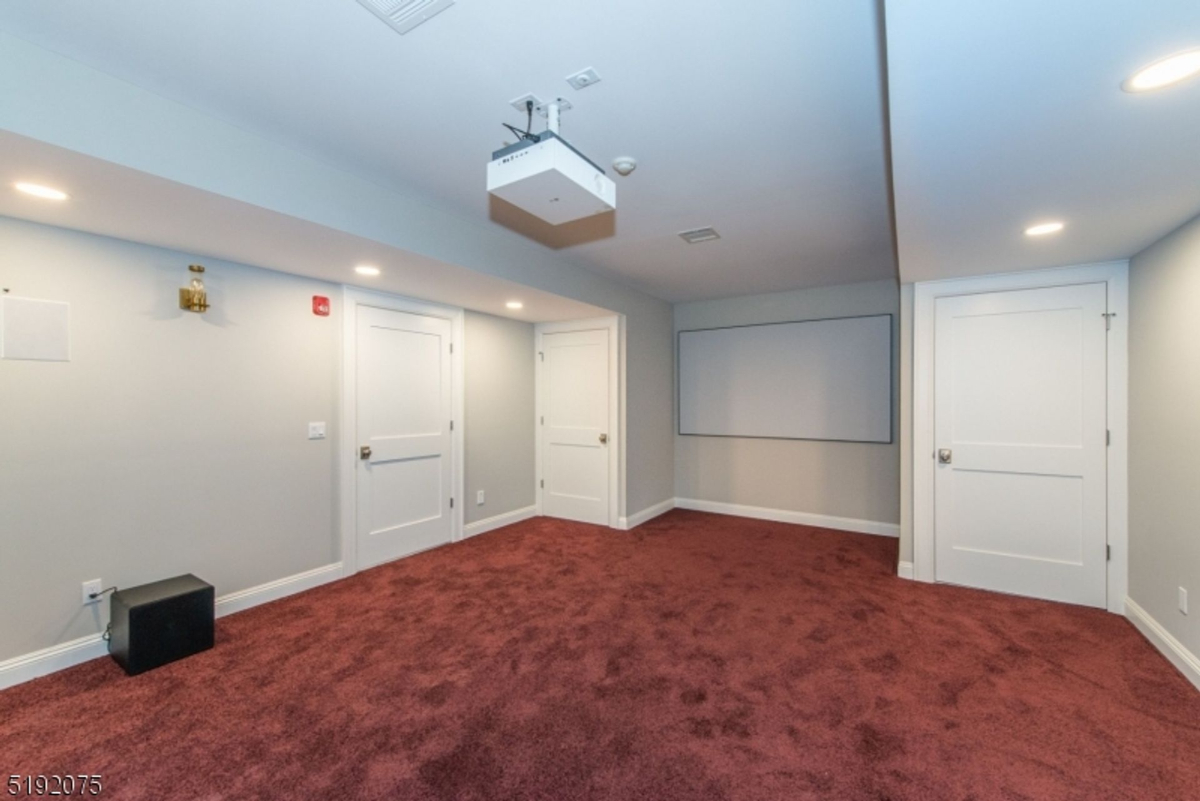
[912,262,1128,614]
[536,319,619,527]
[934,283,1108,607]
[340,289,464,576]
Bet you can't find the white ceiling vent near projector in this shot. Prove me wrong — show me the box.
[356,0,455,34]
[679,227,721,244]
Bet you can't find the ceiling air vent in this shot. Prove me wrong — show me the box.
[356,0,455,35]
[679,227,721,244]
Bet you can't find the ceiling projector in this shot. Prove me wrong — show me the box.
[487,100,615,225]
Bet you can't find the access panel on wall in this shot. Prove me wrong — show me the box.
[678,314,892,443]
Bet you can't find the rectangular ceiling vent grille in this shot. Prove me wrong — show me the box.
[679,227,721,244]
[356,0,455,35]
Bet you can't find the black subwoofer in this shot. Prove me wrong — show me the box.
[108,574,214,676]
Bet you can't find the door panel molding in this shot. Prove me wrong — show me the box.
[535,317,621,528]
[340,287,465,577]
[912,262,1128,614]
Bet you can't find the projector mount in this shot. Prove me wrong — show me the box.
[502,95,574,146]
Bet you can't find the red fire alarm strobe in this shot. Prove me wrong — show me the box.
[312,295,331,317]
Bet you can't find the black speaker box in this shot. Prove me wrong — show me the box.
[108,574,214,676]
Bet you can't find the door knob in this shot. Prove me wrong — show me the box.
[599,433,608,444]
[360,445,372,460]
[937,448,952,464]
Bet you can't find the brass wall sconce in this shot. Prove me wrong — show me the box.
[179,264,209,313]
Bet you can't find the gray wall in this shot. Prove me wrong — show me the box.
[0,218,550,663]
[625,309,676,517]
[674,280,901,525]
[0,217,339,661]
[0,32,676,522]
[1129,212,1200,658]
[464,312,535,524]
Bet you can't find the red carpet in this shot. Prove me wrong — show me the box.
[2,510,1198,800]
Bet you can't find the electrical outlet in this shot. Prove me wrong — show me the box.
[81,579,102,607]
[1180,587,1189,616]
[476,490,485,506]
[308,422,326,440]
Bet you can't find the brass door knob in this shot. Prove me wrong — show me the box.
[599,433,608,444]
[360,445,372,460]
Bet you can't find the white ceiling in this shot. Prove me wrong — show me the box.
[3,2,1198,297]
[0,0,898,302]
[886,0,1200,282]
[0,132,609,323]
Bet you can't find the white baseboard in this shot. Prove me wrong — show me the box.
[1125,596,1200,693]
[463,505,538,538]
[674,498,900,538]
[0,561,344,691]
[0,634,110,692]
[897,561,915,580]
[215,562,344,617]
[617,498,676,531]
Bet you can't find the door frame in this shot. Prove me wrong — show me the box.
[534,316,621,528]
[339,287,465,577]
[912,261,1129,613]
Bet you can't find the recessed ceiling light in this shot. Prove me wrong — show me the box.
[355,265,381,276]
[679,227,721,244]
[14,182,69,201]
[1123,48,1200,92]
[505,301,524,310]
[1024,221,1065,237]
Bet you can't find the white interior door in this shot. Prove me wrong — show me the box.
[356,305,453,568]
[540,328,611,525]
[934,283,1108,607]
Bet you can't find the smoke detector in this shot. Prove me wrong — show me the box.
[679,227,721,244]
[612,157,637,177]
[566,68,602,91]
[356,0,455,34]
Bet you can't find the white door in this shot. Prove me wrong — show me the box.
[356,306,454,568]
[934,283,1108,607]
[540,328,611,525]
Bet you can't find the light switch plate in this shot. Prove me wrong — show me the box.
[476,490,485,506]
[308,422,326,440]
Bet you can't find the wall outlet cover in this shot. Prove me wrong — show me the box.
[82,579,102,607]
[1180,587,1189,615]
[308,422,326,440]
[476,490,485,506]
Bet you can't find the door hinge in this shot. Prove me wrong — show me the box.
[1107,544,1111,561]
[1106,429,1111,446]
[540,416,544,425]
[1103,312,1116,331]
[450,420,454,431]
[539,351,544,362]
[450,497,454,508]
[540,479,544,489]
[449,342,454,354]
